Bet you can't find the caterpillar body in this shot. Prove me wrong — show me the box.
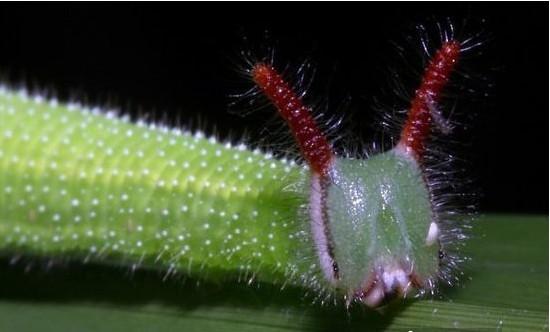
[0,92,314,286]
[0,36,469,307]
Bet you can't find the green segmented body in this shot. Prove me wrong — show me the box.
[0,35,468,308]
[0,89,321,286]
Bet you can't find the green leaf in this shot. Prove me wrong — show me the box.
[0,215,547,331]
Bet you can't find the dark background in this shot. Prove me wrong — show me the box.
[0,3,546,214]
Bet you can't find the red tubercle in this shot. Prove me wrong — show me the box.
[252,63,334,175]
[398,40,461,160]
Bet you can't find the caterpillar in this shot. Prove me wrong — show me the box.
[0,29,472,308]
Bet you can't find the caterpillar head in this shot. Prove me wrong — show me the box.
[252,39,463,307]
[313,151,440,307]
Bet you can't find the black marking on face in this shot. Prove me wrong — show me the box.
[438,248,446,260]
[309,173,340,284]
[320,175,340,281]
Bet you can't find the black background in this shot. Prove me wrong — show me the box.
[0,3,547,214]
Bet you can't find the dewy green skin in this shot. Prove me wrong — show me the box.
[325,155,437,304]
[0,91,316,287]
[0,39,465,308]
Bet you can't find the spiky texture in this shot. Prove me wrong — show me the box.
[0,29,476,309]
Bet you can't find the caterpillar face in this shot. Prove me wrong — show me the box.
[253,39,463,307]
[311,152,437,307]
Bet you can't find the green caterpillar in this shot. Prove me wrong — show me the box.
[0,37,469,307]
[0,89,318,284]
